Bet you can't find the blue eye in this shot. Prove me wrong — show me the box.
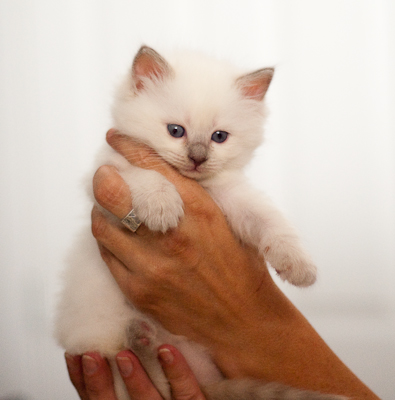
[167,124,185,138]
[211,130,228,143]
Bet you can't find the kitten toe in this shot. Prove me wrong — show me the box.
[127,318,171,400]
[276,261,317,287]
[263,239,317,287]
[133,181,184,233]
[127,318,160,354]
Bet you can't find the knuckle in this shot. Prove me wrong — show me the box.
[91,210,108,240]
[169,376,204,400]
[187,195,218,224]
[131,282,164,314]
[161,230,192,258]
[86,382,110,399]
[86,384,102,397]
[132,291,158,312]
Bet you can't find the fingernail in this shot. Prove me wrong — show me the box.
[82,354,99,376]
[158,348,174,365]
[65,353,81,374]
[116,356,134,377]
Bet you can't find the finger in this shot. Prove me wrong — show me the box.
[158,345,206,400]
[97,242,131,283]
[65,354,88,400]
[97,243,151,301]
[81,352,117,400]
[106,130,205,202]
[116,350,163,400]
[92,207,154,272]
[93,164,131,219]
[106,129,182,184]
[91,205,136,257]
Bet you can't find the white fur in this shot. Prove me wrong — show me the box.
[54,49,334,400]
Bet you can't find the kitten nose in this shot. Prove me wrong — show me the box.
[188,154,207,167]
[188,143,208,167]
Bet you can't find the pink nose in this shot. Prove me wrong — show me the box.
[188,143,208,167]
[188,154,207,167]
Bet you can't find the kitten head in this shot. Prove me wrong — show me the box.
[112,46,273,181]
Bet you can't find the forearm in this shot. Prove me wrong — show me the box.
[205,272,378,399]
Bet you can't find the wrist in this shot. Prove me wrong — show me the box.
[209,287,379,399]
[209,283,302,380]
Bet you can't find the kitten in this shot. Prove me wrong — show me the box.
[55,46,345,400]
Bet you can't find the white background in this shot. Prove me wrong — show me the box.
[0,0,394,399]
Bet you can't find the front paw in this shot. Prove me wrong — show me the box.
[274,256,317,287]
[264,243,317,287]
[132,179,184,233]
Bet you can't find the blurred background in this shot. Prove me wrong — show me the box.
[0,0,394,398]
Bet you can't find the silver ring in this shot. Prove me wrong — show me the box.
[121,209,142,233]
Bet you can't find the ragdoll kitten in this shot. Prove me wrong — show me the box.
[55,46,345,400]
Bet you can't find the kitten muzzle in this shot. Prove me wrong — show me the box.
[188,143,208,167]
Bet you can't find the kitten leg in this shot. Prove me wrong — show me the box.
[55,229,140,400]
[96,147,184,233]
[260,233,317,287]
[119,165,184,233]
[207,180,316,287]
[55,230,137,355]
[127,318,171,400]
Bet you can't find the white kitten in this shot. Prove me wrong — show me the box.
[55,46,344,400]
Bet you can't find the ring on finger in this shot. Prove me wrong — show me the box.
[121,209,142,233]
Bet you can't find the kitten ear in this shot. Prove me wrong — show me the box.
[132,46,173,91]
[236,68,274,101]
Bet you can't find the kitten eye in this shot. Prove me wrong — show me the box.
[211,130,228,143]
[167,124,185,138]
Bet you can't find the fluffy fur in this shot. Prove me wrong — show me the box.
[55,46,344,400]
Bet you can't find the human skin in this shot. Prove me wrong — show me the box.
[65,345,206,400]
[71,129,379,399]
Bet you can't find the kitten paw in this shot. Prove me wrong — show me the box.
[126,318,171,400]
[132,179,184,233]
[127,319,161,354]
[264,243,317,287]
[274,258,317,287]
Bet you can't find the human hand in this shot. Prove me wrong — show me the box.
[90,130,379,399]
[65,345,207,400]
[92,130,271,350]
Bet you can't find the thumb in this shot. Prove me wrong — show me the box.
[105,129,207,203]
[106,129,184,185]
[158,345,207,400]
